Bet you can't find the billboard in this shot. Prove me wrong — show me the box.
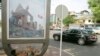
[7,0,46,39]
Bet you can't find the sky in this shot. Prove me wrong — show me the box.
[51,0,91,14]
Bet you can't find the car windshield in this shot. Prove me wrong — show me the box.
[85,28,93,30]
[81,30,88,34]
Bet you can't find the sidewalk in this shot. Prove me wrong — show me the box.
[0,46,72,56]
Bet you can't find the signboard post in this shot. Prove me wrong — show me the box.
[2,0,51,56]
[55,5,68,56]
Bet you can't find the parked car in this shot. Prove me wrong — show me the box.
[93,27,100,34]
[53,29,97,45]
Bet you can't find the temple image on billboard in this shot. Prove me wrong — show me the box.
[9,0,45,38]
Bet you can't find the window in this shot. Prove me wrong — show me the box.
[83,20,85,22]
[88,20,91,22]
[69,30,80,34]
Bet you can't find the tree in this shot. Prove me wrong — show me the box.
[63,15,75,26]
[88,0,100,23]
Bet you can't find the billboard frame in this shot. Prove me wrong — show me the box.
[2,0,51,56]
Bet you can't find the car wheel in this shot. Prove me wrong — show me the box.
[54,36,60,41]
[78,38,85,45]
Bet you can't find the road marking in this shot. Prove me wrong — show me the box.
[63,49,75,56]
[49,46,75,56]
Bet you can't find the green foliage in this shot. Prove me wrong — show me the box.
[88,0,100,23]
[63,15,75,26]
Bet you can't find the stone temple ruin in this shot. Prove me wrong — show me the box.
[9,4,44,37]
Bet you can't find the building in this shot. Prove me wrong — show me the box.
[69,11,94,26]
